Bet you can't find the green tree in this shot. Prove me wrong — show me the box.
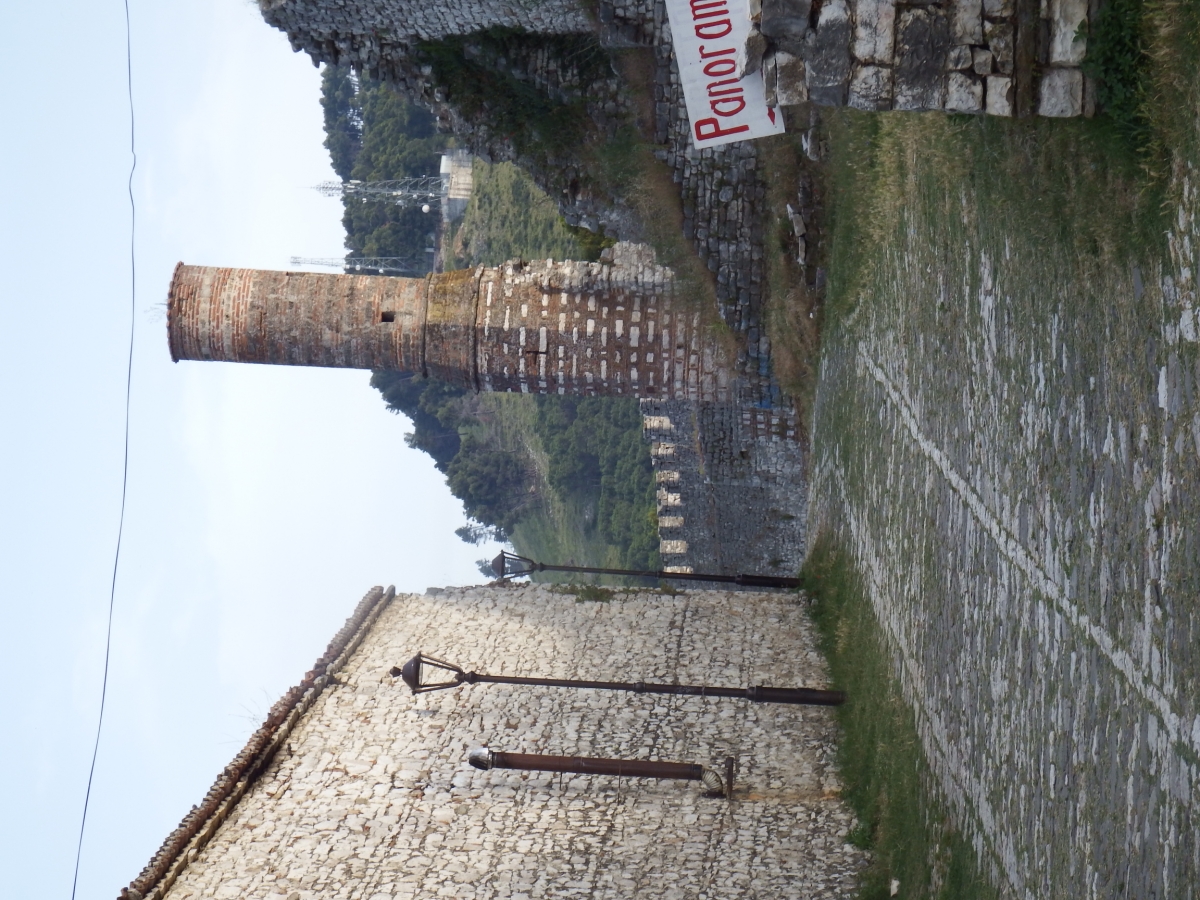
[445,437,530,534]
[370,372,464,471]
[320,66,362,180]
[320,67,450,265]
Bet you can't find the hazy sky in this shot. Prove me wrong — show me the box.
[0,2,503,896]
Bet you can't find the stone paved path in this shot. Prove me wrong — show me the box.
[810,151,1200,898]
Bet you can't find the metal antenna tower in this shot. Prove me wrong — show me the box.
[290,257,423,275]
[315,177,446,207]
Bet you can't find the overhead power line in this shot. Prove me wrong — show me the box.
[72,1,137,898]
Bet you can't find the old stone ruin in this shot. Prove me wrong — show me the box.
[256,0,1099,335]
[119,583,865,900]
[167,255,734,403]
[167,244,807,577]
[234,0,1098,577]
[250,0,1097,452]
[262,0,1093,122]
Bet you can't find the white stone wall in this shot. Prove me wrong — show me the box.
[160,584,864,900]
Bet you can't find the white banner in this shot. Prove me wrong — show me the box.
[665,0,785,147]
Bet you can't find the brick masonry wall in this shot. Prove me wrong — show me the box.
[476,250,731,401]
[167,257,810,573]
[167,264,429,372]
[168,254,736,403]
[147,584,865,900]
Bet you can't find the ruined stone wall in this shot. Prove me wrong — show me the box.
[255,0,798,405]
[757,0,1093,117]
[141,584,864,900]
[261,0,591,54]
[643,400,808,580]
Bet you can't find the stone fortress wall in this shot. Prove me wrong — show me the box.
[259,0,593,55]
[123,583,865,900]
[643,400,808,579]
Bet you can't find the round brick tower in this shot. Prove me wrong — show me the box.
[167,258,731,402]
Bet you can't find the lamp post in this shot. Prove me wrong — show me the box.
[390,653,845,706]
[490,550,804,589]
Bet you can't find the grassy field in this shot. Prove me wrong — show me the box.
[801,536,998,900]
[446,160,588,268]
[802,5,1200,897]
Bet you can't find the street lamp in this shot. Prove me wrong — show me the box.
[391,652,845,706]
[490,550,805,590]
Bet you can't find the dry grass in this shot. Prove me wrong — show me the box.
[758,131,826,437]
[1143,0,1200,176]
[589,50,731,343]
[611,48,657,138]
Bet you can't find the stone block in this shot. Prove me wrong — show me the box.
[761,0,813,41]
[786,203,806,236]
[986,74,1014,115]
[947,44,974,70]
[983,0,1014,15]
[893,8,950,110]
[848,64,894,109]
[951,0,983,44]
[945,71,984,111]
[972,46,994,74]
[776,51,810,104]
[1038,66,1082,116]
[762,52,779,106]
[741,27,768,76]
[984,19,1014,73]
[804,0,853,105]
[1048,0,1087,64]
[852,0,896,64]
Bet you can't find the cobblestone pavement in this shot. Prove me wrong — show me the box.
[810,152,1200,898]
